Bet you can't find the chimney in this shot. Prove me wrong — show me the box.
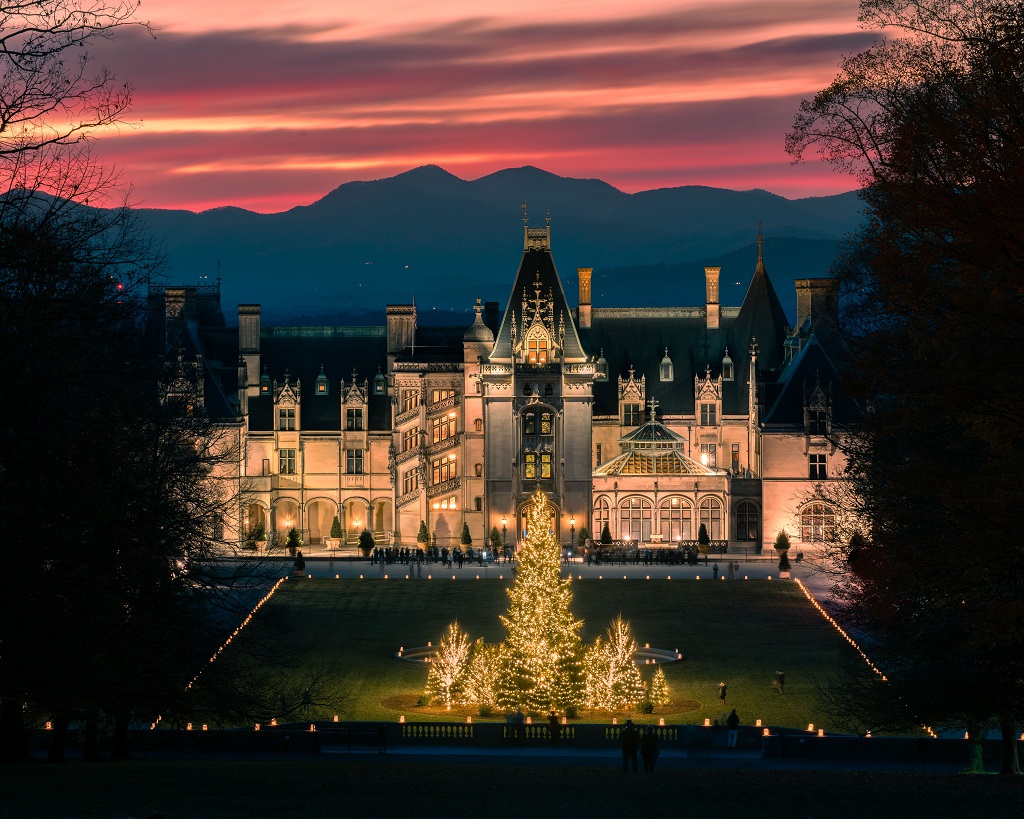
[577,267,592,328]
[238,304,261,394]
[705,267,721,330]
[386,304,416,354]
[794,279,833,331]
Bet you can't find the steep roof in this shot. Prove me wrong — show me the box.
[732,234,790,376]
[762,333,856,428]
[489,224,588,363]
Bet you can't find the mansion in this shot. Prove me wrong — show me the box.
[155,221,850,555]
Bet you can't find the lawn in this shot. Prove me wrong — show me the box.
[199,577,855,729]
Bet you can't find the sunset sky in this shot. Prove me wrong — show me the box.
[89,0,874,212]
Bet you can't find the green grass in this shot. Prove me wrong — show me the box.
[203,577,854,729]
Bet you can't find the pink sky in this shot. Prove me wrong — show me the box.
[87,0,871,212]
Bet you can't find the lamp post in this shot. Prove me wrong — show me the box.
[501,516,507,546]
[570,516,576,546]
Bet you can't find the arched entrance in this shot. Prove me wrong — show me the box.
[305,498,336,545]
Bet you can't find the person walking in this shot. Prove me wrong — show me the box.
[640,726,660,773]
[718,681,727,704]
[619,719,640,773]
[726,709,740,747]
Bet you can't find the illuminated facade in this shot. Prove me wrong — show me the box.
[158,222,848,553]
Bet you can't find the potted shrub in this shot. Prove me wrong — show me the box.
[327,515,343,549]
[358,528,375,557]
[286,527,302,557]
[489,526,502,552]
[292,549,306,577]
[417,520,429,549]
[576,526,590,553]
[697,523,711,554]
[774,531,792,578]
[600,523,613,545]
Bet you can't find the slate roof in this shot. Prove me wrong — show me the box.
[245,328,390,432]
[762,333,857,428]
[490,227,588,363]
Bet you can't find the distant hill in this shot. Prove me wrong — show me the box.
[133,165,862,324]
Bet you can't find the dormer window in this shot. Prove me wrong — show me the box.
[260,368,271,395]
[315,367,329,396]
[595,349,608,382]
[373,368,386,395]
[527,329,548,365]
[660,348,674,382]
[722,349,734,381]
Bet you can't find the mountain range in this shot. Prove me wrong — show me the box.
[134,165,863,325]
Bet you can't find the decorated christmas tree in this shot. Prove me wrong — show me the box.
[424,621,472,710]
[584,615,646,710]
[497,490,584,710]
[648,666,671,707]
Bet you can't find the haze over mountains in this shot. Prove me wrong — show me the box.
[135,165,862,325]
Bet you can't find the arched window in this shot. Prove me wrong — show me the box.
[801,502,835,542]
[619,496,652,542]
[699,497,723,540]
[659,497,692,542]
[593,496,611,540]
[735,502,759,541]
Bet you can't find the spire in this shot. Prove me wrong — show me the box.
[756,220,766,275]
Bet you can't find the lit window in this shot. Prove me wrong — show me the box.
[431,389,456,404]
[431,414,456,443]
[401,389,420,413]
[731,443,740,473]
[279,449,296,474]
[735,502,759,541]
[402,426,420,452]
[527,334,548,364]
[700,443,717,467]
[431,456,456,485]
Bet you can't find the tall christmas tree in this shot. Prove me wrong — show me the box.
[497,490,584,710]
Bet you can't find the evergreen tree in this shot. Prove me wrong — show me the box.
[648,667,671,707]
[600,523,612,545]
[577,526,590,549]
[697,523,710,553]
[416,520,429,545]
[463,639,499,707]
[773,530,791,553]
[489,527,502,552]
[497,490,584,711]
[460,522,473,546]
[286,528,302,556]
[330,516,343,539]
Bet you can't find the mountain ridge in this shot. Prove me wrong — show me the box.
[133,165,862,323]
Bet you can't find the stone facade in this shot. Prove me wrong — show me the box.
[161,223,848,554]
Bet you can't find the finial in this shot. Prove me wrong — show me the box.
[546,208,551,226]
[757,221,765,269]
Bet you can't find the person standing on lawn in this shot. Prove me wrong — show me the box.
[727,709,740,747]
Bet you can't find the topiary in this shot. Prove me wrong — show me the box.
[330,515,343,539]
[461,522,473,546]
[774,530,791,553]
[697,523,710,553]
[639,700,655,714]
[417,520,429,545]
[600,523,613,545]
[489,526,502,551]
[577,526,591,549]
[779,549,791,572]
[286,528,302,556]
[359,529,375,551]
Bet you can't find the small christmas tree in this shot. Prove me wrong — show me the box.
[583,616,645,710]
[600,523,613,545]
[648,666,671,707]
[425,621,472,709]
[330,515,343,539]
[358,529,375,552]
[577,526,591,549]
[460,522,473,546]
[489,526,502,551]
[417,520,429,546]
[463,639,500,707]
[774,530,791,553]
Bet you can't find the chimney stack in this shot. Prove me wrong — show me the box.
[577,267,592,328]
[794,278,833,331]
[704,267,721,330]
